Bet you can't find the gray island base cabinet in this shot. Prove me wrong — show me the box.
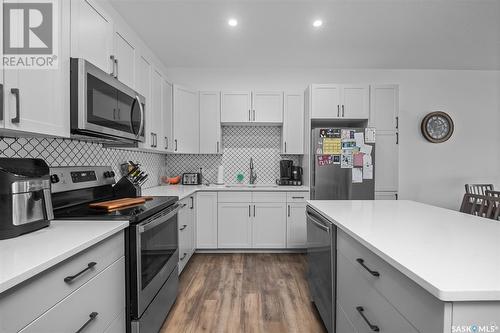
[306,200,500,333]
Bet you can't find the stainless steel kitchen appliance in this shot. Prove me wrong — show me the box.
[311,127,375,200]
[181,172,201,185]
[70,58,146,143]
[50,166,180,333]
[277,160,302,186]
[0,158,53,239]
[307,206,336,333]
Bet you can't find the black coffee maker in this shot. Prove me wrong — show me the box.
[0,158,53,239]
[277,160,302,186]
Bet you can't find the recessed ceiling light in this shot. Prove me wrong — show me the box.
[228,18,238,27]
[313,19,323,28]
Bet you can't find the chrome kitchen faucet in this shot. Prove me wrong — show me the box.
[249,157,257,184]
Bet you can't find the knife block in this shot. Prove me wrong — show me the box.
[114,176,142,198]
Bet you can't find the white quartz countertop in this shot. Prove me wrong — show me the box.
[307,200,500,302]
[143,184,310,200]
[0,220,128,294]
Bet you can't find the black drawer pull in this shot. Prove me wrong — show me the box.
[356,258,380,277]
[180,224,187,231]
[356,306,379,332]
[64,262,97,283]
[75,311,98,333]
[180,253,187,261]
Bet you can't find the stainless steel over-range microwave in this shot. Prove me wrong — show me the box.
[70,58,146,143]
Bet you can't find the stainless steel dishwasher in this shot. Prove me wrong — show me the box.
[307,206,336,333]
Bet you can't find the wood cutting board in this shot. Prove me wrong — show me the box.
[89,196,154,211]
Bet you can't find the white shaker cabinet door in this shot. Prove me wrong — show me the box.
[252,91,283,123]
[252,203,286,248]
[287,203,307,248]
[311,84,341,119]
[196,192,218,249]
[218,203,252,249]
[173,85,199,154]
[340,85,369,119]
[199,91,221,154]
[71,0,114,74]
[113,27,136,89]
[162,79,174,152]
[375,132,398,192]
[221,91,251,123]
[282,92,304,154]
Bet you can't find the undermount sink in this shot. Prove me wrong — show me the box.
[225,184,279,188]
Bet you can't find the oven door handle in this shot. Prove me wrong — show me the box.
[138,204,181,233]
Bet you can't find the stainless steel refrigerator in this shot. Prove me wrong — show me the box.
[311,127,375,200]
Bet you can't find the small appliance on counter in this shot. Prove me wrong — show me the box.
[0,158,53,240]
[182,172,202,185]
[276,160,303,186]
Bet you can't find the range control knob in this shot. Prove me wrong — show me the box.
[103,171,115,178]
[109,171,115,178]
[50,174,60,184]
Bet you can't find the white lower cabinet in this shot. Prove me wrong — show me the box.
[252,203,287,248]
[287,203,307,248]
[218,202,253,249]
[178,195,196,273]
[196,192,218,249]
[20,257,125,333]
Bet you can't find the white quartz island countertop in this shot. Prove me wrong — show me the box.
[144,184,310,200]
[0,220,128,294]
[307,200,500,302]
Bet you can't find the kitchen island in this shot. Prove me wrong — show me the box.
[307,200,500,333]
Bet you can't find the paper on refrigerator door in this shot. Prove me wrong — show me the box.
[352,168,363,183]
[365,128,376,143]
[354,132,365,147]
[363,164,373,180]
[341,151,353,168]
[360,144,373,155]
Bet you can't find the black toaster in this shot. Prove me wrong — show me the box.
[182,173,202,185]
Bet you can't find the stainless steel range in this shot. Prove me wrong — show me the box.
[50,166,180,333]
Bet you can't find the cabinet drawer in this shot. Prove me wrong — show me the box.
[337,230,446,333]
[0,231,124,333]
[218,191,252,202]
[337,252,418,333]
[20,257,125,333]
[286,191,309,203]
[252,192,286,203]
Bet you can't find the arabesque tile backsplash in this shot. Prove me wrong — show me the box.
[166,126,301,184]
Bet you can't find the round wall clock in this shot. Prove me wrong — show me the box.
[421,111,454,143]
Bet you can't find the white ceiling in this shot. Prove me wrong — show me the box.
[109,0,500,70]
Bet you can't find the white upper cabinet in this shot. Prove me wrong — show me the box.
[311,84,341,119]
[173,85,199,154]
[252,91,283,123]
[282,92,304,154]
[221,91,251,123]
[341,85,369,119]
[370,85,399,193]
[149,69,163,151]
[136,55,153,150]
[199,91,221,154]
[113,27,136,89]
[71,0,114,75]
[311,84,369,120]
[162,79,174,152]
[2,0,70,138]
[221,91,283,124]
[0,1,3,129]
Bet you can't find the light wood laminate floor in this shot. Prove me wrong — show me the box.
[160,253,327,333]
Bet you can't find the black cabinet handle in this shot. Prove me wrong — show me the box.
[356,307,379,332]
[64,262,97,283]
[190,196,194,209]
[249,205,251,217]
[76,312,98,333]
[180,224,187,231]
[342,104,345,117]
[292,196,305,199]
[175,139,178,152]
[11,88,20,123]
[337,105,340,117]
[180,253,187,261]
[356,258,380,277]
[288,205,290,217]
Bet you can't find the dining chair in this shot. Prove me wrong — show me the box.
[486,190,500,198]
[465,184,494,195]
[460,193,500,221]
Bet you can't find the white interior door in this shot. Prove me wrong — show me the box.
[217,203,252,248]
[311,84,341,119]
[252,203,286,248]
[283,92,304,154]
[221,91,251,123]
[199,91,221,154]
[341,85,369,119]
[252,91,283,123]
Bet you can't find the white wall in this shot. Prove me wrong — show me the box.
[166,68,500,210]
